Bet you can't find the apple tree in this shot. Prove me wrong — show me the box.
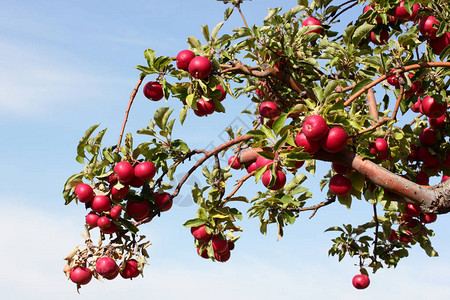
[62,0,450,290]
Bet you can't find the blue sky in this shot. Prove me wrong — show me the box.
[1,1,450,299]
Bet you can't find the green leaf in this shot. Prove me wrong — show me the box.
[180,105,189,125]
[187,36,203,53]
[350,79,372,97]
[272,114,288,136]
[183,218,207,228]
[227,196,249,203]
[120,218,139,234]
[246,129,266,138]
[324,80,342,101]
[77,124,100,160]
[211,22,224,40]
[154,107,173,130]
[338,194,352,209]
[201,24,210,42]
[144,49,156,65]
[224,7,234,21]
[352,23,375,46]
[260,125,275,140]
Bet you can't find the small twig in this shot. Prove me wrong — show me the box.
[235,2,249,28]
[222,171,255,203]
[372,203,379,264]
[287,195,336,219]
[327,1,359,25]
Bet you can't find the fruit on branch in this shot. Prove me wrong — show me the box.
[255,154,274,169]
[75,183,94,203]
[129,176,146,188]
[111,184,130,199]
[369,28,389,45]
[197,246,209,259]
[215,249,231,262]
[421,96,447,118]
[387,70,402,87]
[259,101,281,119]
[143,81,164,101]
[96,257,119,280]
[110,205,122,219]
[262,169,286,190]
[442,152,450,168]
[70,266,93,285]
[329,174,352,196]
[363,4,382,24]
[302,17,323,35]
[332,161,350,175]
[420,213,437,224]
[216,84,227,101]
[352,274,370,289]
[405,204,421,218]
[410,98,422,113]
[212,236,229,254]
[443,175,450,182]
[388,229,399,242]
[86,212,99,227]
[154,191,172,212]
[429,114,446,129]
[392,1,419,21]
[419,15,440,40]
[405,74,423,98]
[321,126,348,153]
[369,138,389,160]
[97,216,112,230]
[429,32,450,55]
[92,195,112,213]
[399,231,413,243]
[134,161,156,181]
[228,155,241,169]
[120,259,140,279]
[417,147,439,167]
[295,132,321,154]
[188,56,212,79]
[415,171,429,185]
[126,200,151,221]
[194,98,216,116]
[114,161,135,183]
[227,241,235,251]
[419,128,437,145]
[101,224,117,234]
[191,225,211,241]
[302,115,329,141]
[246,162,257,173]
[176,49,196,71]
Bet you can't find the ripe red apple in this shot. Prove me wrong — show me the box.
[134,161,156,181]
[70,266,92,285]
[120,259,140,279]
[91,195,111,213]
[302,17,323,35]
[388,229,398,242]
[410,98,422,113]
[216,84,227,102]
[101,224,117,234]
[247,162,257,173]
[110,205,122,219]
[369,28,389,45]
[393,1,419,20]
[111,184,130,199]
[126,200,150,221]
[128,176,146,188]
[442,152,450,168]
[188,56,212,80]
[154,191,172,212]
[97,216,112,229]
[262,169,286,190]
[215,249,231,262]
[363,4,382,24]
[228,241,235,251]
[417,147,439,167]
[369,138,389,159]
[329,174,352,196]
[415,171,429,185]
[442,175,449,182]
[419,15,440,40]
[86,212,99,227]
[228,155,241,169]
[194,98,215,116]
[352,274,370,289]
[405,204,421,218]
[114,161,135,183]
[420,213,437,224]
[107,173,118,185]
[197,246,209,259]
[75,183,94,203]
[302,115,329,141]
[143,81,163,101]
[96,257,119,280]
[429,32,450,55]
[399,231,413,243]
[387,70,401,87]
[332,161,350,175]
[405,75,422,98]
[259,101,281,119]
[419,128,437,145]
[191,225,211,241]
[429,114,446,128]
[295,132,321,154]
[321,126,348,153]
[255,155,274,169]
[421,96,447,118]
[212,236,229,254]
[176,50,195,71]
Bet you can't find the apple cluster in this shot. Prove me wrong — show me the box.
[190,225,235,262]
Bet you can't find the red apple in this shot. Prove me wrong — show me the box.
[442,174,449,182]
[134,161,156,181]
[191,225,211,241]
[197,246,209,259]
[411,98,422,113]
[420,213,437,224]
[114,161,135,183]
[393,1,419,20]
[405,204,421,218]
[302,17,323,35]
[442,152,450,168]
[96,257,119,280]
[110,205,122,219]
[262,169,286,190]
[399,231,413,243]
[128,176,146,188]
[255,155,274,169]
[421,96,447,118]
[259,101,281,119]
[86,212,99,227]
[228,155,241,169]
[111,184,130,199]
[332,161,350,174]
[154,191,172,212]
[369,138,389,159]
[212,236,229,254]
[188,56,212,80]
[369,28,389,45]
[416,171,429,185]
[101,224,117,234]
[194,98,215,116]
[120,259,140,279]
[176,50,195,71]
[419,15,440,40]
[321,127,348,153]
[247,162,257,173]
[417,147,439,167]
[329,174,352,196]
[91,195,111,213]
[388,229,398,242]
[216,84,227,101]
[97,216,112,229]
[70,266,92,285]
[295,132,321,154]
[75,183,94,203]
[419,128,437,145]
[363,4,382,24]
[143,81,163,101]
[429,114,446,128]
[302,115,329,141]
[215,249,231,262]
[126,200,150,221]
[429,32,450,55]
[352,274,370,289]
[387,70,401,87]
